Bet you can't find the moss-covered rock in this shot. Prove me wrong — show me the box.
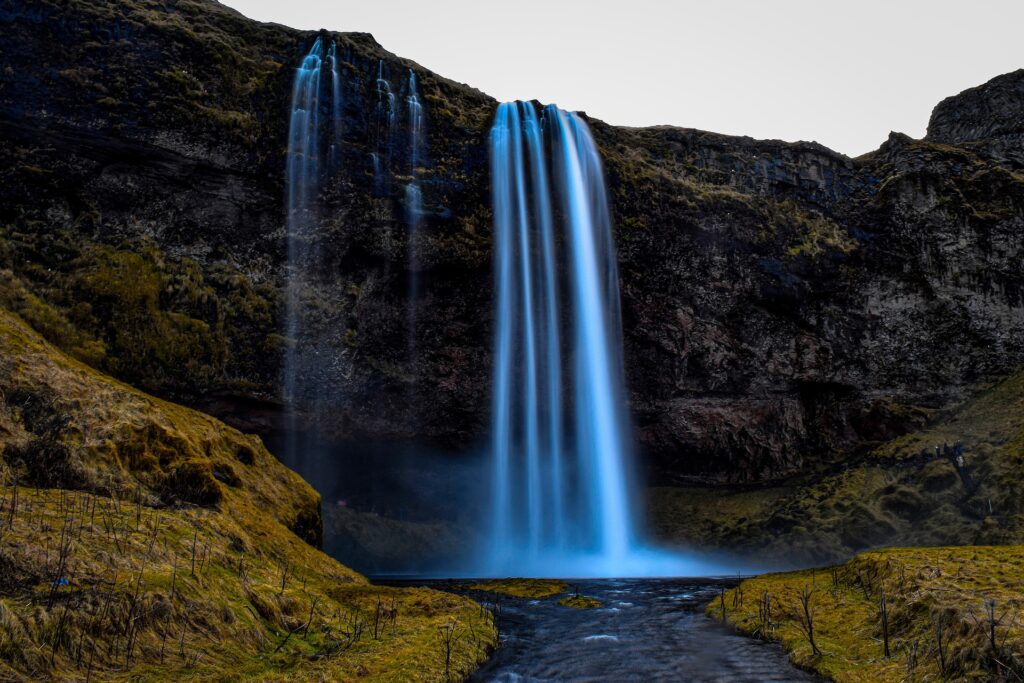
[468,579,568,599]
[558,594,602,609]
[3,0,1024,487]
[651,369,1024,565]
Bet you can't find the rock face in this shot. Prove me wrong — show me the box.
[1,0,1023,490]
[927,68,1024,164]
[606,122,1024,482]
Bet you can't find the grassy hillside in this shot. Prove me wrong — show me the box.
[650,367,1024,565]
[0,307,495,681]
[711,546,1024,681]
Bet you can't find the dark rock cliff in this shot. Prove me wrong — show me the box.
[927,68,1024,164]
[1,0,1022,489]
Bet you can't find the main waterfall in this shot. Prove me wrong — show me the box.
[488,102,638,575]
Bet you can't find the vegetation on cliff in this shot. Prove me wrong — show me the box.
[2,0,1024,612]
[651,367,1024,566]
[0,308,495,681]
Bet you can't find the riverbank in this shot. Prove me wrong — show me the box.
[711,546,1024,681]
[411,578,818,681]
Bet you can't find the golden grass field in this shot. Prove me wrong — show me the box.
[0,309,495,681]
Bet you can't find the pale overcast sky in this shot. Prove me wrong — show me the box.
[220,0,1023,157]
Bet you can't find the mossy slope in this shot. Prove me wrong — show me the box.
[651,368,1024,565]
[711,546,1024,681]
[0,308,495,681]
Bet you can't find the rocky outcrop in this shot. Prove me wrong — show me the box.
[927,68,1024,164]
[1,0,1023,491]
[650,370,1024,566]
[609,120,1024,482]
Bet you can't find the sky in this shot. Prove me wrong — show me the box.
[220,0,1024,157]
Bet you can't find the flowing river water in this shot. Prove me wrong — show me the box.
[397,578,819,682]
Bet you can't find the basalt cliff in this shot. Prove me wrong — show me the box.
[2,1,1023,528]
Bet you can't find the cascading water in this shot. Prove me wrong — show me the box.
[405,69,424,226]
[283,37,344,468]
[486,102,711,577]
[326,41,343,169]
[373,59,396,193]
[488,101,633,572]
[281,43,712,578]
[284,38,324,418]
[405,69,425,359]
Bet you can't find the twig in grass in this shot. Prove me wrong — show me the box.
[436,618,462,682]
[756,590,774,636]
[278,560,291,595]
[170,553,179,601]
[190,530,198,577]
[932,617,950,679]
[274,597,319,653]
[879,593,890,659]
[793,585,821,657]
[904,639,919,680]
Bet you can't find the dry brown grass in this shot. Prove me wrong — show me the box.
[0,308,496,681]
[711,546,1024,681]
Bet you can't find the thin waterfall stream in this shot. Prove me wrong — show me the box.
[284,37,324,431]
[283,37,344,468]
[406,69,425,366]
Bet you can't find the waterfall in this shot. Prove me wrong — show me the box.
[406,69,425,361]
[487,102,637,574]
[284,37,324,413]
[326,41,343,169]
[374,59,396,193]
[283,37,344,452]
[405,69,424,225]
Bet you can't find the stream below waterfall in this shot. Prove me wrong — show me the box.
[396,578,818,682]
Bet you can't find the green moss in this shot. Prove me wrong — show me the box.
[713,546,1024,682]
[0,307,497,681]
[59,244,237,393]
[558,595,602,609]
[0,269,106,366]
[468,579,568,599]
[872,371,1024,461]
[651,369,1024,565]
[773,200,855,258]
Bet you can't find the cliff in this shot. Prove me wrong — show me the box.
[1,0,1022,490]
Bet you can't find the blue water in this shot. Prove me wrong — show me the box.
[283,38,344,464]
[453,579,819,682]
[284,38,324,415]
[487,103,712,577]
[282,50,716,579]
[406,69,424,180]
